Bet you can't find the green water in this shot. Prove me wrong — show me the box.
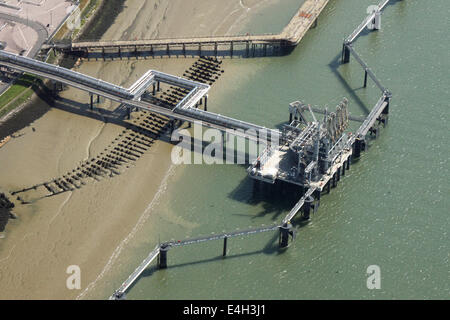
[108,0,449,299]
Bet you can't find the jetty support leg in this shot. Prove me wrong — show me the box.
[279,223,290,248]
[364,69,368,87]
[158,245,169,269]
[89,93,93,110]
[223,236,228,257]
[342,43,350,64]
[353,138,364,158]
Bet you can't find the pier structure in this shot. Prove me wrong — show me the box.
[112,0,398,300]
[0,0,400,300]
[43,0,330,59]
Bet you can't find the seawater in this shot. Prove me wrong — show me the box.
[101,0,449,299]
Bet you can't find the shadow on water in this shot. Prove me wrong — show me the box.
[328,53,371,115]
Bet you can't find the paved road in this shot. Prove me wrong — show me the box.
[0,12,49,95]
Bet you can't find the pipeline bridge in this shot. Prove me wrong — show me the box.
[42,0,329,59]
[0,49,281,142]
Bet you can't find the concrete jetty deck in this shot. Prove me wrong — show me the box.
[43,0,330,57]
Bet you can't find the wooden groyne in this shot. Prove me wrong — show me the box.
[0,135,10,148]
[43,0,330,58]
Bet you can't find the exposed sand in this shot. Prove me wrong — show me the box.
[0,0,282,299]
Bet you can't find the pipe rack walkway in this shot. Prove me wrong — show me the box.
[0,50,281,142]
[341,0,395,150]
[43,0,329,58]
[111,224,280,299]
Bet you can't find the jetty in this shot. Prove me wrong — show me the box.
[0,0,401,300]
[43,0,329,58]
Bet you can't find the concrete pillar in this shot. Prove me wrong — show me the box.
[354,138,363,158]
[327,181,331,194]
[214,42,218,57]
[198,44,201,57]
[230,41,233,58]
[204,95,208,110]
[152,83,156,95]
[342,43,350,64]
[102,47,105,61]
[118,47,122,60]
[246,42,249,57]
[97,95,100,104]
[346,157,350,170]
[332,173,337,188]
[223,236,228,257]
[182,43,186,57]
[289,113,293,123]
[263,44,267,57]
[166,44,170,57]
[127,107,131,120]
[342,163,346,176]
[89,94,93,110]
[158,245,169,269]
[279,223,291,248]
[364,70,368,88]
[157,81,160,92]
